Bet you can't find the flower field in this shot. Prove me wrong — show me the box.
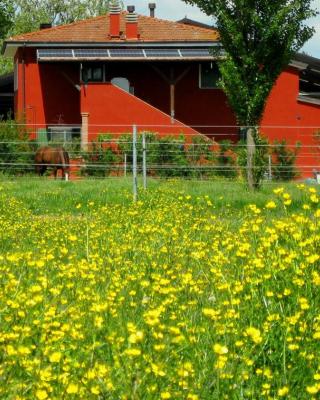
[0,180,320,399]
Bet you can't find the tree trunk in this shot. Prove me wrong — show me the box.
[247,127,256,190]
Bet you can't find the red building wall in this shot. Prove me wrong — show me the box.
[15,49,237,141]
[80,82,201,138]
[262,67,320,177]
[15,49,81,138]
[14,49,320,176]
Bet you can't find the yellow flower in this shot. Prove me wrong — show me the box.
[91,386,100,395]
[49,352,62,363]
[306,384,320,394]
[213,343,228,355]
[124,348,141,357]
[278,386,289,396]
[245,327,263,344]
[35,390,48,400]
[128,331,144,344]
[160,392,171,399]
[66,383,78,394]
[265,201,277,209]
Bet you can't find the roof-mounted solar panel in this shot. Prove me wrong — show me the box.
[73,49,110,58]
[145,49,180,58]
[37,49,73,59]
[109,49,144,58]
[180,48,211,57]
[37,47,220,62]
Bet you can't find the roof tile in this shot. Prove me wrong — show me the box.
[7,13,219,43]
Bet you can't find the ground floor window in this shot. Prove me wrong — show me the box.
[45,126,81,145]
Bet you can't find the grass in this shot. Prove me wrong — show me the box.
[0,177,319,399]
[0,177,309,216]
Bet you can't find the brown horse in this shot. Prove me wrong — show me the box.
[35,146,70,180]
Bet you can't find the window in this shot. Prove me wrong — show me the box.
[199,62,220,89]
[47,126,81,144]
[81,64,104,83]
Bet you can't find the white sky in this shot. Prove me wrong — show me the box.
[124,0,320,58]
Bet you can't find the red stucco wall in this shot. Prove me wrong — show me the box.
[16,50,237,141]
[15,49,320,177]
[80,83,201,138]
[262,67,320,177]
[15,49,81,138]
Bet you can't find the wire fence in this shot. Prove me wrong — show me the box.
[0,123,320,198]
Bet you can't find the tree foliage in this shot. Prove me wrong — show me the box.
[183,0,317,188]
[0,0,13,39]
[183,0,317,125]
[13,0,116,34]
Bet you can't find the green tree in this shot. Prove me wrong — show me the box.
[182,0,317,188]
[0,1,13,39]
[13,0,116,33]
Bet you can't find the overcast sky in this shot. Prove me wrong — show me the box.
[124,0,320,58]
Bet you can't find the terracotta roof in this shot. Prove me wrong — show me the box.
[7,13,219,43]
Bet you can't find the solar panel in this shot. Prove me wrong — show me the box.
[145,49,180,58]
[180,48,212,57]
[37,47,221,61]
[109,49,144,58]
[73,49,110,58]
[37,49,73,58]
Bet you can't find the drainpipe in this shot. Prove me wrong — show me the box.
[170,68,175,123]
[22,43,26,117]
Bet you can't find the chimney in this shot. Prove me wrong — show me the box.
[110,0,121,38]
[149,3,156,18]
[126,6,138,40]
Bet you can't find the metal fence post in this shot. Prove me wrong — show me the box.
[268,155,272,180]
[132,125,138,202]
[142,133,147,190]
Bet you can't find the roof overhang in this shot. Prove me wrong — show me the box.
[2,40,221,58]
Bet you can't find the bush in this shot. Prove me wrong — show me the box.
[0,118,35,175]
[215,140,238,179]
[186,136,216,179]
[272,139,300,181]
[81,135,120,177]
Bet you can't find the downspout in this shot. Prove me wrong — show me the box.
[170,67,175,123]
[22,43,26,116]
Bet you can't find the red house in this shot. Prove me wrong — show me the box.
[2,2,320,176]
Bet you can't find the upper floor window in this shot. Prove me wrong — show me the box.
[199,62,220,89]
[81,64,104,83]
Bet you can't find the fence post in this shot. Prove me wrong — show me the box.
[132,125,138,202]
[268,155,272,180]
[142,133,147,190]
[124,153,127,177]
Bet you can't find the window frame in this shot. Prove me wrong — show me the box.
[199,63,220,90]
